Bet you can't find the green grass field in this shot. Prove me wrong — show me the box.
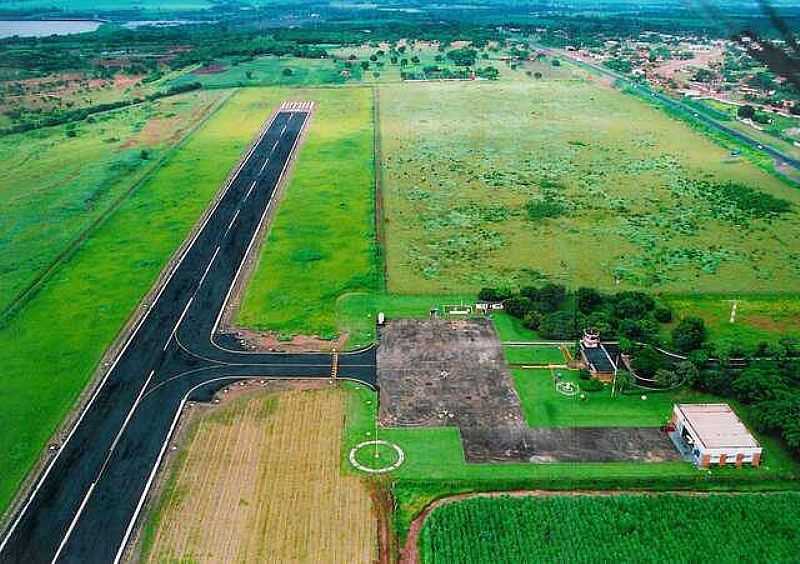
[510,368,719,427]
[0,90,221,313]
[0,88,275,515]
[380,77,800,295]
[236,87,379,339]
[662,294,800,353]
[171,57,348,90]
[419,493,800,563]
[503,346,564,365]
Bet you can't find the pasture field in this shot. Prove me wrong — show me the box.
[0,89,222,313]
[418,493,800,564]
[139,386,376,563]
[379,77,800,295]
[170,57,348,90]
[0,88,276,515]
[237,87,379,339]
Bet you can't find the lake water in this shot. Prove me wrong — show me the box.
[0,20,102,38]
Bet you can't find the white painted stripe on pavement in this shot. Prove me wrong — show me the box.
[51,482,96,564]
[163,295,194,352]
[245,180,257,200]
[224,210,240,236]
[0,108,283,561]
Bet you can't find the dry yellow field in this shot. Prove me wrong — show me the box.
[139,385,377,563]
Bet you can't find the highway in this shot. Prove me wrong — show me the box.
[0,103,376,564]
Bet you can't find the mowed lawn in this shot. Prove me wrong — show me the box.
[0,88,277,514]
[139,386,376,563]
[419,493,800,564]
[380,78,800,295]
[237,87,378,339]
[0,90,222,312]
[510,368,718,427]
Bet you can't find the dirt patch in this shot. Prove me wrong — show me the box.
[377,319,523,428]
[652,47,724,80]
[228,327,348,352]
[195,64,226,75]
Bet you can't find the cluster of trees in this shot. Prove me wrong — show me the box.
[478,286,675,342]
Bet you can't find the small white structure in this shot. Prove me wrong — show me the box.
[475,302,504,313]
[670,404,762,468]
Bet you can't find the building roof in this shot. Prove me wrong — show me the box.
[676,404,760,449]
[581,343,616,374]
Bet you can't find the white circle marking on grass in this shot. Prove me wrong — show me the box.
[556,381,579,397]
[349,440,405,474]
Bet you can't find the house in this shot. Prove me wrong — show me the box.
[579,328,619,383]
[669,404,762,468]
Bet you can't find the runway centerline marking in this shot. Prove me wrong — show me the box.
[196,246,221,291]
[164,295,194,351]
[224,209,240,236]
[51,482,95,564]
[244,180,257,200]
[259,157,269,174]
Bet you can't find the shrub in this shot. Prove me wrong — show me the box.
[504,296,533,318]
[653,305,673,323]
[576,287,603,313]
[580,379,605,392]
[478,287,512,302]
[672,317,707,353]
[538,311,576,340]
[525,198,565,220]
[631,346,664,378]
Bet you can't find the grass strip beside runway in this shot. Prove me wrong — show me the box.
[237,87,379,340]
[0,88,278,516]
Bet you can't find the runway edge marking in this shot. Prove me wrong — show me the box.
[0,107,281,555]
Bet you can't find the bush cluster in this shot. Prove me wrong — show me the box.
[479,285,674,342]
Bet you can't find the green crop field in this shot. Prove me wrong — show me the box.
[236,87,379,339]
[0,90,222,313]
[419,493,800,563]
[380,76,800,295]
[0,88,276,515]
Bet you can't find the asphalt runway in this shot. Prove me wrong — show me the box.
[0,105,376,564]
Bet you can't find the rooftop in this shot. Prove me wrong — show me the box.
[677,403,760,449]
